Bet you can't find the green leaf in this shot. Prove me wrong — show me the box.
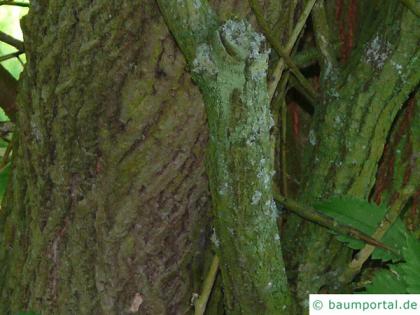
[314,197,407,261]
[401,235,420,293]
[365,265,407,294]
[364,235,420,293]
[0,139,9,148]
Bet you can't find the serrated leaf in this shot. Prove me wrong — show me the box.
[401,235,420,293]
[364,235,420,294]
[365,264,407,293]
[314,197,407,261]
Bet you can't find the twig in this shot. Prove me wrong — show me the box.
[268,0,318,101]
[0,50,24,62]
[338,188,415,284]
[249,0,318,104]
[194,255,220,315]
[0,1,29,7]
[400,0,420,17]
[0,31,24,51]
[273,190,399,254]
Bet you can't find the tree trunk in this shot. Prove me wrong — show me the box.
[283,1,420,310]
[0,0,418,314]
[157,1,293,312]
[0,1,213,314]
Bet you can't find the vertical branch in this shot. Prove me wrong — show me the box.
[156,1,293,313]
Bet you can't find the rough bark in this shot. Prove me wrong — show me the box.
[0,1,212,314]
[284,1,420,310]
[156,1,293,314]
[0,0,417,314]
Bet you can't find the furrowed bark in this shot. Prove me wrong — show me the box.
[157,1,293,314]
[0,1,212,314]
[284,2,420,311]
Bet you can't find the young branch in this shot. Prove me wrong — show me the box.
[156,1,293,313]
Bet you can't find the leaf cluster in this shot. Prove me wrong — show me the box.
[315,197,420,293]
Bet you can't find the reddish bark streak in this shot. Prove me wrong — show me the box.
[336,0,358,63]
[373,96,416,205]
[289,102,300,138]
[346,0,357,61]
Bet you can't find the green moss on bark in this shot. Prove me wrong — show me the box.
[0,1,212,314]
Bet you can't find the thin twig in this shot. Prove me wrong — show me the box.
[268,0,318,101]
[273,190,399,255]
[0,50,24,62]
[0,1,29,7]
[0,31,24,51]
[249,0,318,104]
[194,255,220,315]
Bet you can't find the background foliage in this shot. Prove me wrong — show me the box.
[0,3,28,201]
